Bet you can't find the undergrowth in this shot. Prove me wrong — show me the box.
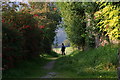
[54,44,119,78]
[2,51,59,78]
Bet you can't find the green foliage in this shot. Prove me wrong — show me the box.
[2,2,119,78]
[3,50,59,78]
[50,51,60,57]
[3,23,23,56]
[54,45,118,78]
[29,2,61,53]
[57,2,119,50]
[2,2,61,69]
[63,39,70,46]
[95,2,120,40]
[2,57,49,78]
[2,15,24,67]
[56,2,86,49]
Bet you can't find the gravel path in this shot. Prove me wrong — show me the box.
[41,59,58,78]
[43,61,56,70]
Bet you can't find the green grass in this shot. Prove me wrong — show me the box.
[54,44,119,78]
[2,51,59,78]
[2,57,49,78]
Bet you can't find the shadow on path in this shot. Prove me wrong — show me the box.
[41,57,58,78]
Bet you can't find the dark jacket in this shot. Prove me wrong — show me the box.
[61,46,65,51]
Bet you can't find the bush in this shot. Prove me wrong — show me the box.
[3,22,23,68]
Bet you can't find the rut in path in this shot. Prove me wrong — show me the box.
[41,58,58,78]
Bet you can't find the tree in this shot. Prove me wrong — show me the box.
[95,2,120,41]
[83,2,100,49]
[56,2,86,50]
[2,2,61,69]
[29,2,61,53]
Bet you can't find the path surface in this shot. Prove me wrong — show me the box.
[43,61,56,70]
[41,58,58,78]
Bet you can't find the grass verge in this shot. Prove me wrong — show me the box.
[2,51,60,78]
[2,57,50,78]
[54,44,119,78]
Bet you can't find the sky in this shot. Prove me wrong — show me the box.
[9,0,56,2]
[54,27,67,45]
[10,0,28,2]
[9,0,29,4]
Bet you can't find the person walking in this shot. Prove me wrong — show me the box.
[61,43,66,55]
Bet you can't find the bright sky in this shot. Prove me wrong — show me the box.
[10,0,29,5]
[10,0,56,2]
[10,0,28,3]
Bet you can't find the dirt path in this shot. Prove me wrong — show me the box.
[41,58,58,78]
[43,61,56,70]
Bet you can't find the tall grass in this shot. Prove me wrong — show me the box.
[54,44,119,78]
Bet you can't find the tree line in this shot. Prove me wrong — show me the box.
[2,2,61,69]
[56,2,119,50]
[2,2,120,69]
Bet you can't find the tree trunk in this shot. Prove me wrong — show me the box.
[95,33,100,48]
